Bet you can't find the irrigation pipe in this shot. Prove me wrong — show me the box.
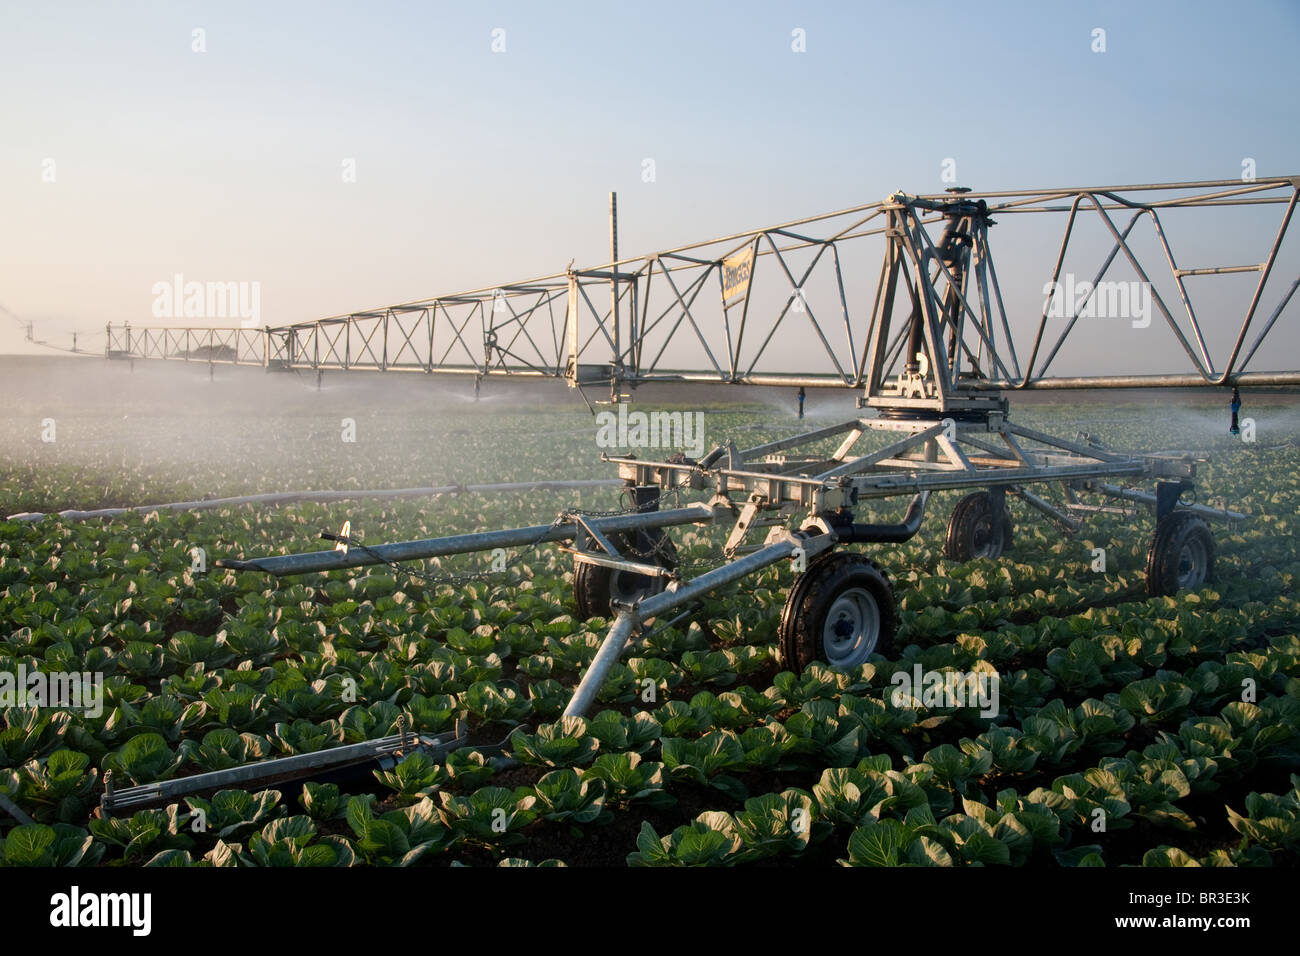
[6,479,623,522]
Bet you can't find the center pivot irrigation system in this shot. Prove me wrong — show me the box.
[103,177,1299,812]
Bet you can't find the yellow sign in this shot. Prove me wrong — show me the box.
[721,246,754,304]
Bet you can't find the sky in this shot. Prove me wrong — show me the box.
[2,0,1298,377]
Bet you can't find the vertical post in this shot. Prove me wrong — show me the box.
[565,274,580,384]
[426,305,435,373]
[631,484,660,513]
[610,191,619,399]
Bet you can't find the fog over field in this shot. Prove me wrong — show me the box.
[4,355,1297,514]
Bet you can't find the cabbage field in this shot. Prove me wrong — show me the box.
[2,362,1299,868]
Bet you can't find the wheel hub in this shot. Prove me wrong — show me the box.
[1177,538,1208,589]
[821,587,881,667]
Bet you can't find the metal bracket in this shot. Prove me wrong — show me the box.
[1155,479,1191,519]
[724,496,794,557]
[987,484,1007,526]
[724,498,764,556]
[765,526,834,562]
[573,513,622,558]
[561,547,674,578]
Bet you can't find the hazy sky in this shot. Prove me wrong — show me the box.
[2,0,1298,376]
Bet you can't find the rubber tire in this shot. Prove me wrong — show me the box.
[573,530,678,620]
[1145,511,1215,596]
[944,491,1013,561]
[779,551,897,674]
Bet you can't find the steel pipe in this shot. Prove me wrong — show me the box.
[637,538,801,620]
[7,479,624,523]
[832,491,929,543]
[1008,485,1082,532]
[562,614,638,719]
[216,502,716,576]
[1087,482,1250,522]
[986,371,1300,389]
[562,538,801,718]
[101,729,463,814]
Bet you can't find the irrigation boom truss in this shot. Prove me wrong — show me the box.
[107,178,1300,398]
[98,177,1300,810]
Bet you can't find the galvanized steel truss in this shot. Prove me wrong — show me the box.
[106,178,1300,397]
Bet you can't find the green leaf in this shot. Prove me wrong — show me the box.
[905,836,955,866]
[959,831,1011,866]
[508,717,598,767]
[843,819,908,867]
[0,824,55,866]
[144,849,194,867]
[1142,846,1201,867]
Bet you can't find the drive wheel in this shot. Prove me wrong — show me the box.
[944,491,1013,561]
[779,551,897,673]
[1146,511,1214,596]
[573,530,678,619]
